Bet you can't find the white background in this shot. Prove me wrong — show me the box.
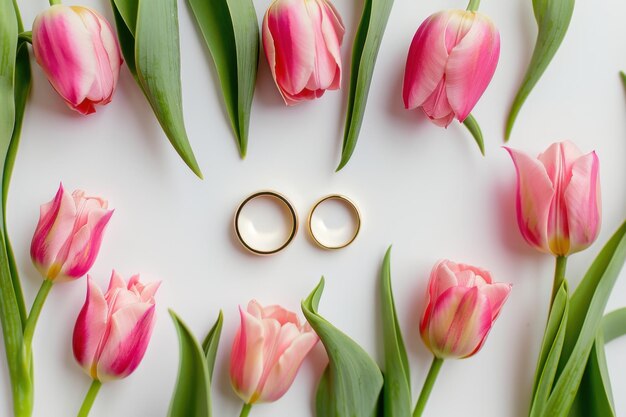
[2,0,625,416]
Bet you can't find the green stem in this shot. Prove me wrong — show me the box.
[550,256,567,308]
[462,113,485,156]
[22,280,53,362]
[49,0,61,5]
[413,357,444,417]
[466,0,481,11]
[18,31,32,44]
[239,403,252,417]
[11,0,23,32]
[77,380,102,417]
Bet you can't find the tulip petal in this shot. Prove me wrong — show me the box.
[58,208,113,281]
[257,331,319,402]
[480,283,512,320]
[33,5,99,113]
[30,184,77,278]
[565,151,601,254]
[428,286,491,359]
[446,13,500,121]
[505,147,555,253]
[402,11,451,110]
[265,0,315,98]
[318,0,343,90]
[96,303,155,381]
[73,277,108,377]
[419,77,455,126]
[303,0,340,92]
[261,304,300,326]
[253,321,300,402]
[230,307,266,403]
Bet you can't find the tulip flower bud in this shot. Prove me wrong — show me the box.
[506,141,601,257]
[403,10,500,127]
[262,0,344,105]
[30,184,113,282]
[420,260,511,359]
[73,272,160,382]
[32,5,123,115]
[230,300,319,404]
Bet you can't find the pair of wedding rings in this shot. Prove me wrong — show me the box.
[234,191,361,256]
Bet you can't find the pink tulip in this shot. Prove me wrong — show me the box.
[506,141,601,256]
[262,0,344,105]
[230,300,319,404]
[73,271,160,381]
[403,10,500,127]
[420,260,511,359]
[30,184,113,282]
[32,5,123,115]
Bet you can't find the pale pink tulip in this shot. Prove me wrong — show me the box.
[32,5,123,115]
[73,271,160,381]
[30,184,113,282]
[506,141,601,256]
[403,10,500,127]
[262,0,344,105]
[230,300,319,404]
[420,260,511,359]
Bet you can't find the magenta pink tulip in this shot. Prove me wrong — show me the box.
[32,5,123,115]
[420,260,511,359]
[262,0,344,105]
[73,271,159,381]
[230,300,319,404]
[30,184,113,282]
[403,10,500,127]
[506,141,601,256]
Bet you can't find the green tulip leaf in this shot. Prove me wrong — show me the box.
[302,277,383,417]
[186,0,259,158]
[505,0,575,141]
[111,0,202,178]
[202,310,223,380]
[543,221,626,415]
[462,113,485,156]
[337,0,394,171]
[529,280,569,417]
[0,3,33,411]
[570,307,626,417]
[380,247,411,417]
[168,310,212,417]
[620,71,626,92]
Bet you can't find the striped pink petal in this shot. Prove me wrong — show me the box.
[565,151,601,254]
[96,303,156,381]
[505,147,555,253]
[445,13,500,121]
[403,11,451,110]
[428,286,491,359]
[73,276,107,378]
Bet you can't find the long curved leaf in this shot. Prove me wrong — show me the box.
[0,4,33,416]
[337,0,393,171]
[111,0,203,178]
[186,0,259,157]
[202,310,223,380]
[302,278,383,417]
[543,221,626,415]
[620,71,626,92]
[462,113,485,156]
[529,280,568,417]
[168,310,212,417]
[504,0,575,141]
[380,247,411,417]
[570,307,626,417]
[4,40,31,327]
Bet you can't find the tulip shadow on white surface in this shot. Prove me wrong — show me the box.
[254,49,289,108]
[491,172,538,256]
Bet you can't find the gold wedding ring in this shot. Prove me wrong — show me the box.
[234,191,298,256]
[307,194,361,250]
